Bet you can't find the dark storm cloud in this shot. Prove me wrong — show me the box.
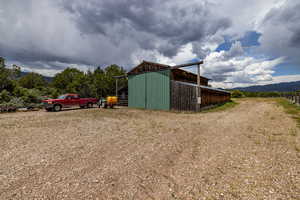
[290,29,300,48]
[263,1,300,47]
[0,0,232,75]
[0,0,99,68]
[259,0,300,64]
[18,61,67,71]
[60,0,231,57]
[0,43,90,67]
[206,74,228,82]
[62,0,155,36]
[263,2,300,25]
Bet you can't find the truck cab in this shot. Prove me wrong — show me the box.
[43,94,98,112]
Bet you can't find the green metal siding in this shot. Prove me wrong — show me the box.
[128,74,146,108]
[146,70,170,110]
[128,70,170,110]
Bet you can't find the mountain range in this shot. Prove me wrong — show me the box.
[232,81,300,92]
[20,71,53,82]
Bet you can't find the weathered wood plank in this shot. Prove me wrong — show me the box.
[171,81,230,111]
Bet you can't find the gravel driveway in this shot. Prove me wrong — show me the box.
[0,98,299,199]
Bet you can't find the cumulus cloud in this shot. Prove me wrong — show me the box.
[0,0,298,87]
[202,41,285,87]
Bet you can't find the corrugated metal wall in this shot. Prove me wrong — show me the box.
[128,73,146,108]
[146,70,170,110]
[128,70,170,110]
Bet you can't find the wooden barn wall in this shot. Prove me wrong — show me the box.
[171,81,197,111]
[200,87,231,107]
[171,81,230,111]
[171,69,209,86]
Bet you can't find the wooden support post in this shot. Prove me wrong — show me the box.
[197,64,201,105]
[196,64,201,111]
[115,79,118,97]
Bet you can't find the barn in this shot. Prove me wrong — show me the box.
[127,60,230,112]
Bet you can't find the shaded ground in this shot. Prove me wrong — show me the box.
[0,98,299,199]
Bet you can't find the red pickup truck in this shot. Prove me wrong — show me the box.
[43,93,98,112]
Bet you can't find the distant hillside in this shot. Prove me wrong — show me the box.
[233,81,300,92]
[20,72,53,82]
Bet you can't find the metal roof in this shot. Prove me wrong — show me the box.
[173,81,231,94]
[127,60,210,80]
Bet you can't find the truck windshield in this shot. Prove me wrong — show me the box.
[58,95,67,99]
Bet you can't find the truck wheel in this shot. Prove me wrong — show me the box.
[87,102,93,108]
[80,105,85,109]
[53,104,62,112]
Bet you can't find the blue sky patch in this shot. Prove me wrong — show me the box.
[216,31,262,52]
[273,63,300,76]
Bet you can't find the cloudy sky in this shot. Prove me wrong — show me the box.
[0,0,300,88]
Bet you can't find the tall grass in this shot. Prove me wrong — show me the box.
[276,98,300,127]
[202,100,238,113]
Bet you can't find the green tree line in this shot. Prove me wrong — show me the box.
[0,57,127,109]
[230,90,298,98]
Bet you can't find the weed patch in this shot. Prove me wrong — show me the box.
[276,98,300,127]
[201,100,238,113]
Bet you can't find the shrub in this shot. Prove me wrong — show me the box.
[0,97,26,113]
[231,90,243,98]
[9,97,25,108]
[13,88,43,104]
[19,72,47,89]
[0,90,12,103]
[40,87,59,98]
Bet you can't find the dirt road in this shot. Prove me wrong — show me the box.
[0,99,299,199]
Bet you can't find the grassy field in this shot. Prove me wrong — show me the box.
[277,98,300,126]
[0,98,299,199]
[201,100,238,113]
